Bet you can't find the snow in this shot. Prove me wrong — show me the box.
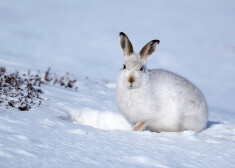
[0,0,235,167]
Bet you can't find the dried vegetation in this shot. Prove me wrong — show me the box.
[0,67,78,111]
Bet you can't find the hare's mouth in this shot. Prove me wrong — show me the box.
[128,85,136,89]
[127,82,139,89]
[128,83,134,89]
[128,86,133,89]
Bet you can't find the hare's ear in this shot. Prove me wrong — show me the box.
[119,32,134,57]
[139,40,160,61]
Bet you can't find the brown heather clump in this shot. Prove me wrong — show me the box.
[0,68,43,111]
[0,67,78,111]
[44,68,78,89]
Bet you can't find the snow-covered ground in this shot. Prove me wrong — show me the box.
[0,0,235,167]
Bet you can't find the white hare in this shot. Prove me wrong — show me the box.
[116,32,208,132]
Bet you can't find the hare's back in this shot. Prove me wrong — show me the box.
[149,69,204,99]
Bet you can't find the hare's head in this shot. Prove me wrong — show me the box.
[119,32,160,89]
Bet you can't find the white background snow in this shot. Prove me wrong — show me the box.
[0,0,235,167]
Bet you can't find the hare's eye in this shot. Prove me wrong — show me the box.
[140,66,144,71]
[123,64,126,69]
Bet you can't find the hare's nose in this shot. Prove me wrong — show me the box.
[128,76,135,83]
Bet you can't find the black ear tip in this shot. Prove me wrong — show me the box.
[153,40,160,44]
[120,32,126,36]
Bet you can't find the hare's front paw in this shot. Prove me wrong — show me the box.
[133,121,146,131]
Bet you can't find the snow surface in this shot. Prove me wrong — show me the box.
[0,0,235,167]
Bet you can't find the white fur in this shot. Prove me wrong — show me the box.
[116,40,208,133]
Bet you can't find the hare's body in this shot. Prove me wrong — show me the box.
[115,32,208,132]
[116,69,208,132]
